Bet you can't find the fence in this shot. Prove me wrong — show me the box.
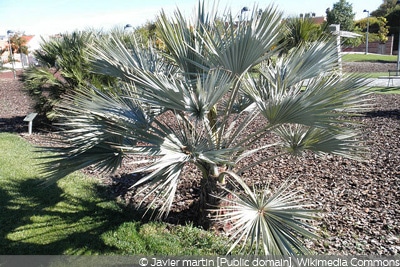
[342,35,395,55]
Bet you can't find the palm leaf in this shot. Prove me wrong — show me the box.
[244,70,370,128]
[264,38,340,87]
[89,33,172,82]
[213,172,319,255]
[40,84,154,182]
[201,4,284,76]
[274,124,366,160]
[156,7,212,75]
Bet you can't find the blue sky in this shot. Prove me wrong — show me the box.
[1,0,382,36]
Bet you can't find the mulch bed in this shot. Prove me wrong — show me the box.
[0,65,399,255]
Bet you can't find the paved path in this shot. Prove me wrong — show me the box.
[366,78,400,87]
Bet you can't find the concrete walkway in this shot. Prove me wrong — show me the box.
[366,78,400,87]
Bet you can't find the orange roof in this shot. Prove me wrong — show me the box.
[311,16,326,25]
[21,35,34,43]
[0,40,8,51]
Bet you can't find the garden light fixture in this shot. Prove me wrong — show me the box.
[363,9,369,54]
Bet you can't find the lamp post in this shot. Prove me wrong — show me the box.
[363,9,369,55]
[240,6,249,21]
[397,0,400,72]
[6,30,16,79]
[124,24,132,30]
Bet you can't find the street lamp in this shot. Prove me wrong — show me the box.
[240,6,249,21]
[241,6,249,14]
[363,9,369,54]
[124,24,132,30]
[396,0,400,72]
[6,30,16,79]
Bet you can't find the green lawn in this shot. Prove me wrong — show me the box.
[369,87,400,94]
[358,72,388,78]
[342,53,398,63]
[0,133,228,255]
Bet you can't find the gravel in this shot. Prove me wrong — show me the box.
[1,64,399,255]
[342,62,398,73]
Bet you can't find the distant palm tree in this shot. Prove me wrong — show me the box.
[41,1,369,255]
[23,31,116,119]
[281,17,327,53]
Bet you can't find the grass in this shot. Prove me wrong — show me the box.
[342,53,398,63]
[0,133,228,255]
[369,87,400,94]
[358,72,388,78]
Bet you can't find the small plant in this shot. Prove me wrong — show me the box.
[40,1,369,255]
[213,172,318,255]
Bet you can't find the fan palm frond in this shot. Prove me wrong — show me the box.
[156,3,217,75]
[89,33,172,81]
[90,31,234,118]
[185,68,233,120]
[274,124,366,160]
[40,84,154,182]
[265,38,340,87]
[201,4,284,76]
[244,70,370,128]
[118,67,232,119]
[214,172,319,255]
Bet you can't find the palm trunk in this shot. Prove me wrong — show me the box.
[197,176,217,228]
[196,163,226,229]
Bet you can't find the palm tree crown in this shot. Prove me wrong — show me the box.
[41,0,370,255]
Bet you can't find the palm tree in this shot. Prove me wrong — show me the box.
[41,1,369,255]
[281,16,327,53]
[23,31,117,119]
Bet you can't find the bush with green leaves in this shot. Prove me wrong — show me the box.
[355,16,390,44]
[41,1,369,255]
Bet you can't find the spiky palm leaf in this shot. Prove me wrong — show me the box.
[274,124,365,160]
[40,83,153,181]
[232,44,370,167]
[201,4,284,76]
[90,33,172,80]
[156,3,215,75]
[242,40,370,129]
[214,172,319,255]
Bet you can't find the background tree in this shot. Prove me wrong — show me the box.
[9,34,28,55]
[385,5,400,51]
[371,0,398,17]
[133,22,165,50]
[6,34,28,63]
[355,16,389,43]
[325,0,355,31]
